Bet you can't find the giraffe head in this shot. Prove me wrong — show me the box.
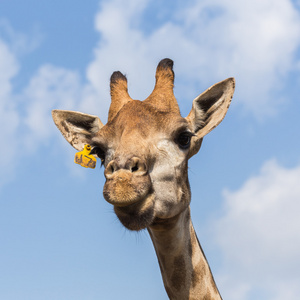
[52,59,235,231]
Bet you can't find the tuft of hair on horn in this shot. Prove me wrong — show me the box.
[108,71,132,122]
[110,71,127,85]
[155,58,175,86]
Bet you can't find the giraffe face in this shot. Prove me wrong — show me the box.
[91,100,193,230]
[52,58,235,231]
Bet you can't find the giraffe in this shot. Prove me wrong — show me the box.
[52,58,235,299]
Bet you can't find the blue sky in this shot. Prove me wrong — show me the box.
[0,0,300,299]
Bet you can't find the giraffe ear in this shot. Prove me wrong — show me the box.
[186,78,235,157]
[52,110,103,151]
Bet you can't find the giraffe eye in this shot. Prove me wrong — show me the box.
[90,146,106,165]
[176,132,194,149]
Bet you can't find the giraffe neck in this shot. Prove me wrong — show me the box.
[148,207,222,300]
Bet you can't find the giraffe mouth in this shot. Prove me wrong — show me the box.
[113,193,155,231]
[103,169,152,207]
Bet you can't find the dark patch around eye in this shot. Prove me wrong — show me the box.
[90,146,106,165]
[176,132,194,149]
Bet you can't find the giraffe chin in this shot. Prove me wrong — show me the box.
[113,193,155,231]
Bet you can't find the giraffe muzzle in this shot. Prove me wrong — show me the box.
[103,157,152,207]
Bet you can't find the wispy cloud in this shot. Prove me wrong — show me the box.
[89,0,300,116]
[23,65,82,148]
[213,159,300,299]
[0,38,20,186]
[0,19,42,56]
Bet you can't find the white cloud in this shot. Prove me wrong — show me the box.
[23,65,82,148]
[0,23,44,186]
[0,19,41,56]
[87,0,154,104]
[213,160,300,299]
[0,38,20,186]
[0,39,19,98]
[88,0,300,117]
[0,37,98,184]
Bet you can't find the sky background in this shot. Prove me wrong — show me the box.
[0,0,300,299]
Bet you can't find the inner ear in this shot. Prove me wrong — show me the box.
[186,77,235,138]
[197,89,225,113]
[52,110,103,151]
[64,115,100,133]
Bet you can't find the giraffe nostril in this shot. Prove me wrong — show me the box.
[105,160,117,179]
[110,164,115,174]
[128,157,147,174]
[105,157,147,178]
[131,163,139,173]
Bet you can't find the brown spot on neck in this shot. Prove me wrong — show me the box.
[171,255,186,292]
[191,260,207,288]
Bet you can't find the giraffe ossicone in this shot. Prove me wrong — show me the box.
[52,58,235,299]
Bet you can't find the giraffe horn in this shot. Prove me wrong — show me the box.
[144,58,180,114]
[108,71,133,122]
